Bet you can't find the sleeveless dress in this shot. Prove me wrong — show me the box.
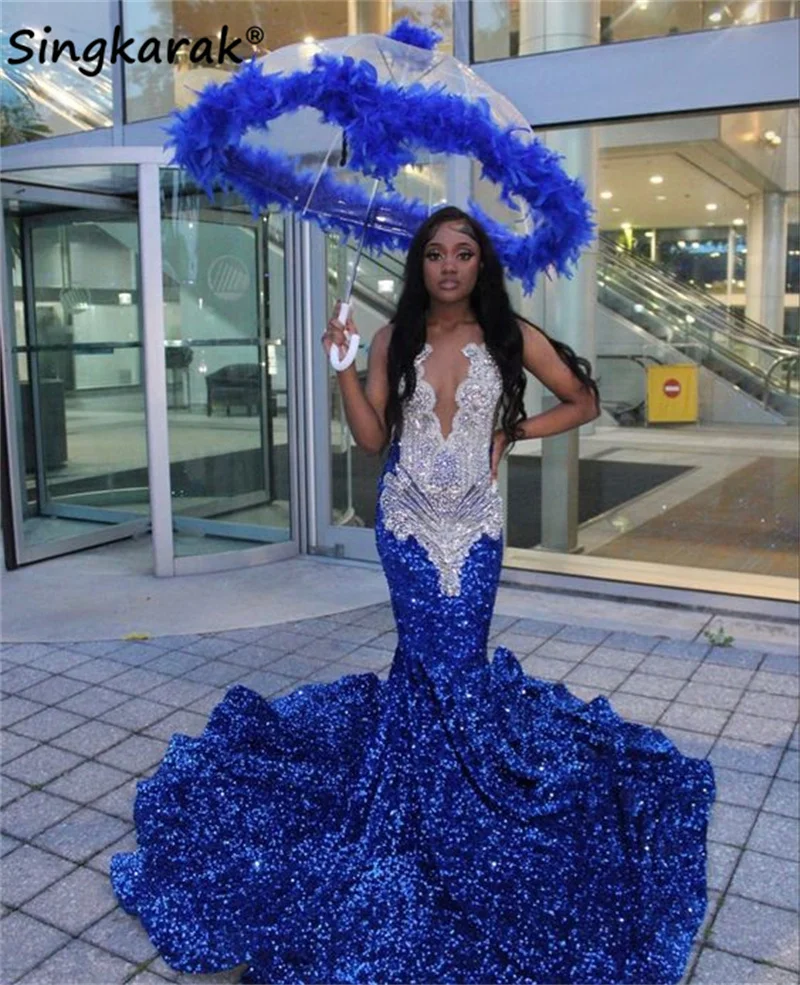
[111,341,714,985]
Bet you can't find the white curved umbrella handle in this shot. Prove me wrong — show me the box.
[329,301,360,371]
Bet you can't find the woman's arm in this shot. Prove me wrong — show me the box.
[515,320,600,439]
[324,310,391,455]
[491,320,599,478]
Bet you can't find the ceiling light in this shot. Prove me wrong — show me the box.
[732,218,745,226]
[303,35,316,44]
[611,207,621,213]
[656,195,666,201]
[677,240,686,248]
[705,203,718,211]
[708,11,723,22]
[377,279,395,294]
[600,191,613,200]
[649,175,664,185]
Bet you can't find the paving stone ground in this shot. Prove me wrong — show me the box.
[1,604,798,984]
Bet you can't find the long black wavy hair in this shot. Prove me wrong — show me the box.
[385,206,599,443]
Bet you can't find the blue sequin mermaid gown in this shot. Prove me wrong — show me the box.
[111,341,714,985]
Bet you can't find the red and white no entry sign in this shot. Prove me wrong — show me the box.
[647,365,697,422]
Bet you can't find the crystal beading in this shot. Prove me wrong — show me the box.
[380,342,504,596]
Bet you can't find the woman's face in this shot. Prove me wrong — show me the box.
[422,220,481,306]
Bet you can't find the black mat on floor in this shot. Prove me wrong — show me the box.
[332,450,690,548]
[46,445,688,551]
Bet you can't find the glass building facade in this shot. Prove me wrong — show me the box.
[472,0,798,60]
[1,0,798,602]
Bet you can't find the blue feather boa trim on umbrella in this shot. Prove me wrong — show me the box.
[167,48,594,291]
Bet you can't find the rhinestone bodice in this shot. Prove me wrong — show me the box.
[379,342,504,596]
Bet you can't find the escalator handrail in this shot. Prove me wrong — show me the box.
[594,354,652,419]
[598,238,787,344]
[599,250,786,352]
[598,239,796,352]
[598,279,799,401]
[764,353,800,407]
[601,274,798,361]
[597,353,663,367]
[598,261,798,360]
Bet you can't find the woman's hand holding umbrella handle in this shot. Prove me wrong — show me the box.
[326,301,361,372]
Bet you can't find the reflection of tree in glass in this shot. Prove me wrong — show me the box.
[393,2,452,37]
[127,1,275,121]
[162,178,201,290]
[0,90,52,146]
[125,0,219,122]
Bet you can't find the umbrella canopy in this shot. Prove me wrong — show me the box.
[168,20,594,292]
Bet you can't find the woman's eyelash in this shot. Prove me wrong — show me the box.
[425,251,475,260]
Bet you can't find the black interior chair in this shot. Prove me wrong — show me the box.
[205,363,262,416]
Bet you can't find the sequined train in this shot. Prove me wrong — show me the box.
[111,342,715,984]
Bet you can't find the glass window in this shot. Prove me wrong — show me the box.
[315,102,797,595]
[472,0,798,62]
[3,166,148,554]
[123,1,453,124]
[0,1,113,145]
[504,104,799,594]
[160,171,292,558]
[325,240,404,529]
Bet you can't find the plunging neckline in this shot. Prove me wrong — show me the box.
[416,341,486,442]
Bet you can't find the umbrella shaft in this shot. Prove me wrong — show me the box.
[343,177,381,304]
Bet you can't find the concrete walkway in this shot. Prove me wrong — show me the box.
[1,549,798,984]
[2,537,797,654]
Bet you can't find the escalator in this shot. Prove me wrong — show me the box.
[598,239,799,424]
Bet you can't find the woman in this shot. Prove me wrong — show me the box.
[112,208,714,985]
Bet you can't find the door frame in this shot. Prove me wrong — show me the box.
[1,161,153,567]
[17,203,146,530]
[0,146,301,575]
[306,223,380,564]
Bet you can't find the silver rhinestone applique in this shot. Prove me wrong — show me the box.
[380,343,504,596]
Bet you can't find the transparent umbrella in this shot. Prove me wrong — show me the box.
[169,20,594,368]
